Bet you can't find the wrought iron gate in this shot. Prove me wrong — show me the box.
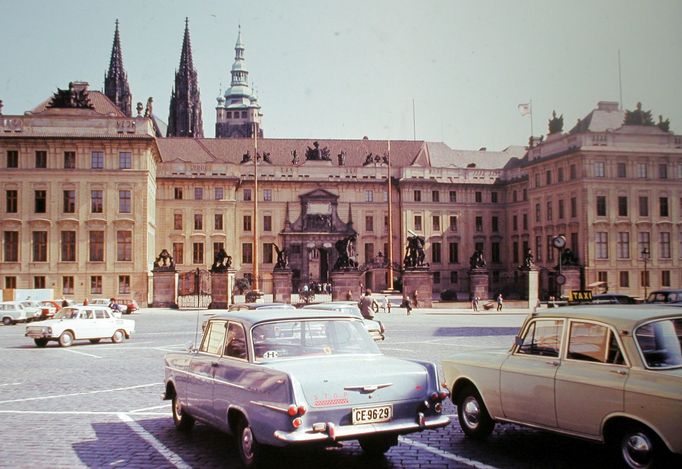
[177,268,212,309]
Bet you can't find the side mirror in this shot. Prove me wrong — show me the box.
[514,336,524,346]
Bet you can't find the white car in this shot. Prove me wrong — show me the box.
[25,305,135,347]
[20,301,43,321]
[302,301,386,341]
[1,301,32,325]
[90,298,128,314]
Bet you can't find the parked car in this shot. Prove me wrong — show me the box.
[19,300,43,321]
[37,300,60,319]
[591,293,638,305]
[228,302,296,312]
[25,305,135,347]
[302,301,386,341]
[164,309,449,467]
[118,298,139,313]
[442,305,682,469]
[646,289,682,304]
[1,301,32,325]
[90,298,131,314]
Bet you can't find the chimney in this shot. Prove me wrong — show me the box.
[597,101,619,112]
[70,81,90,93]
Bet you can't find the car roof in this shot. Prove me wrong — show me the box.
[63,305,111,310]
[532,305,681,330]
[207,308,359,327]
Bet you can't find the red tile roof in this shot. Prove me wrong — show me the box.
[31,90,126,117]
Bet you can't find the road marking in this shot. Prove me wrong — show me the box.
[129,403,171,413]
[0,383,160,404]
[400,436,501,469]
[118,413,191,469]
[63,348,102,358]
[0,410,169,416]
[0,382,21,387]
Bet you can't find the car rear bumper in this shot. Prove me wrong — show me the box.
[273,413,450,443]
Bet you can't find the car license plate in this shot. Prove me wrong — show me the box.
[352,405,392,424]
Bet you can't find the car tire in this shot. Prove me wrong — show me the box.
[89,338,101,344]
[359,434,398,457]
[58,331,74,347]
[457,384,494,439]
[111,330,125,343]
[2,317,12,326]
[171,393,195,432]
[616,423,667,469]
[237,418,260,468]
[34,338,48,348]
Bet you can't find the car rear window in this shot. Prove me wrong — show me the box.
[635,318,682,369]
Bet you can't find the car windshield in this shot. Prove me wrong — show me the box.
[252,318,379,362]
[635,318,682,369]
[53,308,79,320]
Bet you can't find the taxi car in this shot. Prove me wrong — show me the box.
[164,309,449,467]
[25,305,135,347]
[442,306,682,469]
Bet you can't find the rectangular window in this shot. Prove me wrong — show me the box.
[558,199,565,219]
[61,230,76,262]
[63,276,74,295]
[213,243,224,262]
[535,173,540,188]
[637,163,647,178]
[116,231,132,261]
[513,215,518,231]
[414,190,421,202]
[243,189,252,201]
[433,272,441,284]
[619,271,629,288]
[366,215,374,232]
[449,242,459,264]
[598,271,608,285]
[547,235,554,262]
[193,242,204,264]
[34,276,46,289]
[4,276,16,289]
[535,203,541,222]
[618,196,628,217]
[449,191,457,203]
[118,275,131,294]
[173,242,184,265]
[641,271,650,289]
[557,167,564,182]
[33,231,47,262]
[91,190,103,213]
[432,190,440,202]
[491,192,498,203]
[194,213,203,230]
[513,241,519,263]
[215,213,224,231]
[91,151,104,169]
[119,151,132,169]
[475,216,483,232]
[536,236,543,262]
[662,270,671,287]
[449,216,457,231]
[89,231,104,262]
[242,243,252,264]
[546,170,552,185]
[570,164,577,180]
[433,215,440,231]
[63,190,76,213]
[617,232,630,259]
[243,215,252,231]
[174,213,183,230]
[659,197,669,217]
[450,271,458,284]
[119,190,131,213]
[194,187,203,200]
[660,232,671,258]
[263,215,272,232]
[4,231,19,262]
[491,216,498,232]
[215,187,224,200]
[513,191,518,202]
[523,213,528,230]
[638,232,650,258]
[432,242,441,263]
[263,243,274,264]
[546,201,552,221]
[659,164,668,179]
[64,151,76,169]
[263,189,272,201]
[475,191,482,203]
[594,162,605,177]
[365,190,373,202]
[571,197,577,218]
[596,196,606,216]
[6,190,17,213]
[91,276,103,295]
[364,243,375,262]
[6,150,18,168]
[639,196,649,216]
[617,162,627,178]
[414,215,422,231]
[491,242,500,263]
[35,151,47,168]
[596,232,608,259]
[35,190,46,213]
[174,188,183,200]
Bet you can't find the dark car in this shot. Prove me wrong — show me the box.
[591,293,638,305]
[646,290,682,304]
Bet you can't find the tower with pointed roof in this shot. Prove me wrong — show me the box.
[104,20,132,117]
[167,18,204,138]
[215,26,263,139]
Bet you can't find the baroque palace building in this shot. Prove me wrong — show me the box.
[1,23,681,305]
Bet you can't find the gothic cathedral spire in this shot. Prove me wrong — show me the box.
[167,18,204,138]
[104,19,132,117]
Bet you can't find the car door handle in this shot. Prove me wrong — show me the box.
[610,369,627,376]
[546,360,560,367]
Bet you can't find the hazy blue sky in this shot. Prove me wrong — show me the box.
[1,0,680,150]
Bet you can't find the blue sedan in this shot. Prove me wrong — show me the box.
[164,309,449,467]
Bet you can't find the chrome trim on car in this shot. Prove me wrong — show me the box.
[344,383,393,393]
[251,401,289,413]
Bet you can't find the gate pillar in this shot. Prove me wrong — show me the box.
[330,270,362,301]
[272,269,293,304]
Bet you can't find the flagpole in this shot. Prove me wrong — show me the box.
[386,140,394,291]
[530,99,534,139]
[253,123,259,293]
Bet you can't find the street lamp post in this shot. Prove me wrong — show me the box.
[641,247,650,299]
[252,122,260,294]
[386,140,395,291]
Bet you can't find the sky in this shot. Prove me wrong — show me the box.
[1,0,681,151]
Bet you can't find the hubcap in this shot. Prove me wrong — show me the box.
[61,334,72,346]
[174,398,181,420]
[242,426,254,459]
[462,396,481,429]
[622,432,653,468]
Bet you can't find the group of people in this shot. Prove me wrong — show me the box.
[300,282,332,294]
[471,293,504,311]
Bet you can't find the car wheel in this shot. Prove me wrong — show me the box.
[2,317,12,326]
[457,384,494,439]
[111,330,125,343]
[237,418,260,468]
[359,434,398,457]
[34,338,48,348]
[58,331,74,347]
[89,338,101,344]
[617,423,666,469]
[171,393,195,432]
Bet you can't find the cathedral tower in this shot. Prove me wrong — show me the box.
[215,26,263,139]
[167,18,204,138]
[104,19,132,117]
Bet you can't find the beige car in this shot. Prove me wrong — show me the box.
[442,306,682,469]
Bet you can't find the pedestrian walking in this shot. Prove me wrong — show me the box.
[83,298,89,306]
[471,295,478,312]
[358,289,377,319]
[379,294,389,313]
[401,293,412,315]
[496,293,503,311]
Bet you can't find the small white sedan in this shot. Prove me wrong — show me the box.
[25,305,135,347]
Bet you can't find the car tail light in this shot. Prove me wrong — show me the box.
[292,417,302,428]
[287,405,298,416]
[434,402,443,413]
[439,391,449,400]
[297,405,307,416]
